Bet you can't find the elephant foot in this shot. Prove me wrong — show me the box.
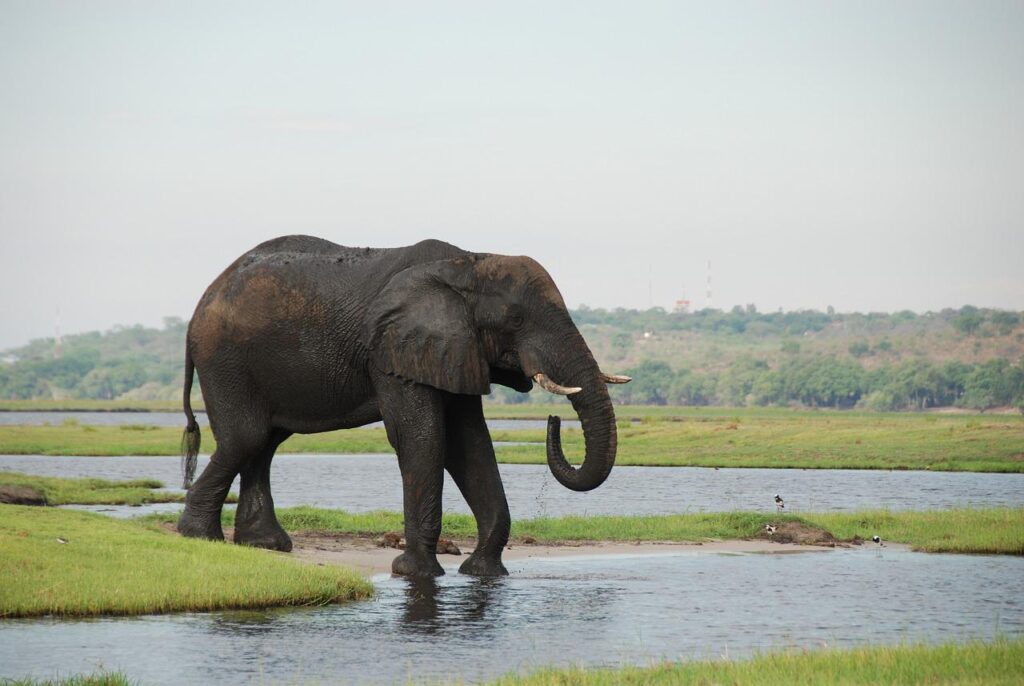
[391,550,445,578]
[234,525,293,552]
[458,552,508,577]
[177,509,225,542]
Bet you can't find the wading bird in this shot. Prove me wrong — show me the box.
[774,494,785,511]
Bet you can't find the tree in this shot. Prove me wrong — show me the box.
[617,360,676,405]
[990,311,1020,335]
[716,357,768,406]
[848,340,871,358]
[960,359,1023,411]
[953,306,983,335]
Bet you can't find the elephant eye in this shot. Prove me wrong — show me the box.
[508,312,524,329]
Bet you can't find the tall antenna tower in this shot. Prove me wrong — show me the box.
[706,260,713,310]
[54,306,62,359]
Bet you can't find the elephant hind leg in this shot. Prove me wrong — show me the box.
[234,428,293,552]
[177,423,268,543]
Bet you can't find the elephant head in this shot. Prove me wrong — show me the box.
[366,253,629,492]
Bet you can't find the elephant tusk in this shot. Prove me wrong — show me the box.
[601,373,632,384]
[533,373,582,396]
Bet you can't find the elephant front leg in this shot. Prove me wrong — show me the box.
[446,395,510,577]
[378,378,447,578]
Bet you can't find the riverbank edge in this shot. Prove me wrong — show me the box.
[11,638,1024,686]
[0,506,372,619]
[287,531,873,576]
[481,637,1024,686]
[3,421,1023,472]
[140,506,1024,556]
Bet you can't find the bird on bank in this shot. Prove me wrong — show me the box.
[775,495,785,511]
[765,524,777,536]
[872,535,884,547]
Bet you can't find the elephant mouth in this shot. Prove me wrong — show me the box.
[532,367,630,492]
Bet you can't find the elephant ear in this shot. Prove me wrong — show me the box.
[366,261,490,395]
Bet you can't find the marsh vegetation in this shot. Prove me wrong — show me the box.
[3,409,1021,472]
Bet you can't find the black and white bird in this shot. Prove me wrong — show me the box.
[774,495,785,511]
[872,535,884,547]
[56,537,68,544]
[765,524,777,536]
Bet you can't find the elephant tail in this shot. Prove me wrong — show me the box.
[181,346,201,490]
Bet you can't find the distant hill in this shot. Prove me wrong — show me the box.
[1,307,1022,411]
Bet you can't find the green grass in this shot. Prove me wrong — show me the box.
[140,506,1024,555]
[484,637,1024,686]
[492,410,1024,472]
[804,508,1024,555]
[0,471,183,506]
[0,422,395,456]
[1,672,132,686]
[0,505,372,618]
[0,399,195,412]
[2,408,1022,472]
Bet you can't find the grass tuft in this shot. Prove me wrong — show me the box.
[0,472,181,506]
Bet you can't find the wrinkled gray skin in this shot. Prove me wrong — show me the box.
[177,236,621,577]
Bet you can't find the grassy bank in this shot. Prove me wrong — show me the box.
[142,506,1024,555]
[0,471,183,506]
[494,413,1024,471]
[3,408,1023,472]
[2,398,1019,419]
[485,638,1024,686]
[2,673,131,686]
[0,506,372,618]
[0,399,193,412]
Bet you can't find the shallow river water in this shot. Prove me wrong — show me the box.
[2,454,1023,518]
[1,548,1021,685]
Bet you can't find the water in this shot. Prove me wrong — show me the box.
[0,411,576,431]
[3,454,1023,519]
[1,548,1020,685]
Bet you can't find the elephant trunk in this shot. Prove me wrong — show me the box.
[544,361,617,492]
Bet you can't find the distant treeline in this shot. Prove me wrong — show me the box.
[588,357,1022,412]
[572,303,1020,337]
[0,318,187,402]
[1,308,1022,411]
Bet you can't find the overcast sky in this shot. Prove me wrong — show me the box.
[2,1,1022,350]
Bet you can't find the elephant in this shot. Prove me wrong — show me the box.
[176,235,629,577]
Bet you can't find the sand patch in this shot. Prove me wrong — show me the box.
[287,532,847,576]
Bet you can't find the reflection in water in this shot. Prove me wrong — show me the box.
[402,578,443,631]
[400,577,505,634]
[0,550,1021,685]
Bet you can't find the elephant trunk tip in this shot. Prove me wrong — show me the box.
[545,412,616,492]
